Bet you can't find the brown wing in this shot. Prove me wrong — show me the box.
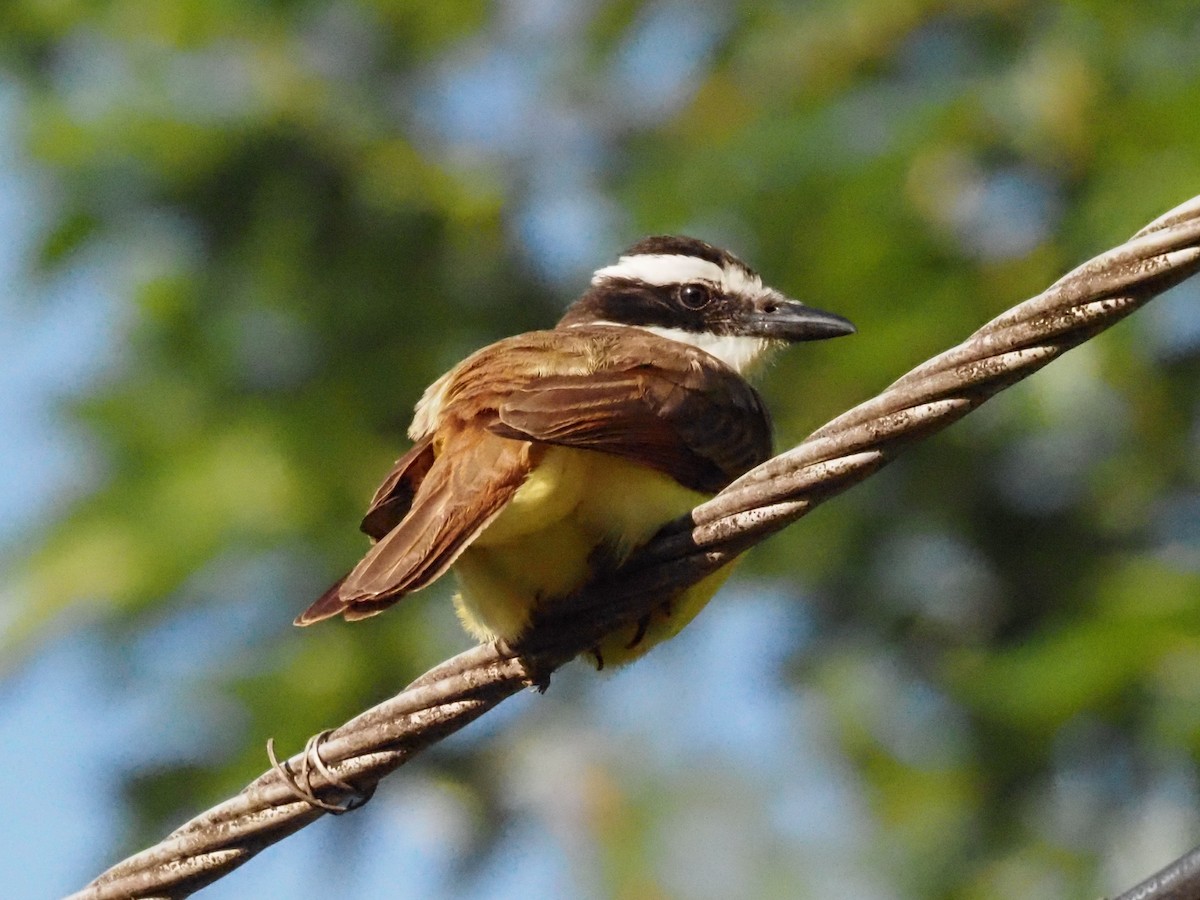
[485,329,773,493]
[343,430,535,612]
[359,435,436,541]
[296,430,536,625]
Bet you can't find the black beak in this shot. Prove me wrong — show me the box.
[741,292,856,342]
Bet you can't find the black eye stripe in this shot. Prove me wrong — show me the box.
[562,273,748,334]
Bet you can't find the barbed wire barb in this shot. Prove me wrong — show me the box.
[69,193,1200,900]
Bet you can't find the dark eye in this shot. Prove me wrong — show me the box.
[678,283,711,309]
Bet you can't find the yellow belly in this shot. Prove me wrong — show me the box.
[452,446,732,666]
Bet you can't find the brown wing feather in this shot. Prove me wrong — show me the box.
[297,430,535,624]
[347,431,532,596]
[487,373,726,492]
[296,436,439,625]
[486,342,772,492]
[420,326,771,488]
[359,435,436,540]
[294,574,351,625]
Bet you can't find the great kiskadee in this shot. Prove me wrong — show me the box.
[296,236,854,666]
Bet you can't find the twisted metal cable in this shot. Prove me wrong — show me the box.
[70,194,1200,900]
[1113,843,1200,900]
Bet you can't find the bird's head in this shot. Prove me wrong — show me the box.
[559,235,855,374]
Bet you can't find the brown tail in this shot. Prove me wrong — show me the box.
[294,574,352,626]
[294,573,399,625]
[294,431,534,626]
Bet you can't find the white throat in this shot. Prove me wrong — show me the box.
[641,327,775,374]
[616,324,779,375]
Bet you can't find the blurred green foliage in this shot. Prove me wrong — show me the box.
[2,0,1200,897]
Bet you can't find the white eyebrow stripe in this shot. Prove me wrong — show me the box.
[722,265,763,295]
[591,253,766,297]
[591,254,725,287]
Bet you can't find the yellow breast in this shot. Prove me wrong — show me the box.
[452,446,727,664]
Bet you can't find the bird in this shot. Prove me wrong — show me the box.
[295,235,855,667]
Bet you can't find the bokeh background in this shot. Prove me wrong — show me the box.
[2,2,1200,898]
